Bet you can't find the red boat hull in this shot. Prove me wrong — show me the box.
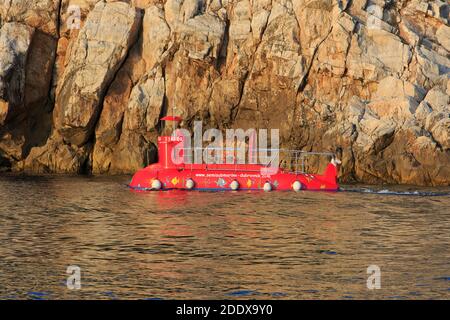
[129,136,339,192]
[129,163,339,192]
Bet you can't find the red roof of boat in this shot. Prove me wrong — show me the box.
[161,116,183,122]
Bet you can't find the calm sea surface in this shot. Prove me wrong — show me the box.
[0,174,449,300]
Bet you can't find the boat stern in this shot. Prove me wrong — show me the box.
[318,157,341,190]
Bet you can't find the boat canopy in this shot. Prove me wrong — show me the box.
[161,116,183,122]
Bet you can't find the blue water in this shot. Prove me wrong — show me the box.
[0,175,449,299]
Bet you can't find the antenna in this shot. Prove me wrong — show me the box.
[173,106,177,133]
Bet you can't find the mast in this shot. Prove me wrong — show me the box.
[172,106,177,133]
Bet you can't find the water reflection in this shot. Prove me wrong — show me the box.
[0,174,449,299]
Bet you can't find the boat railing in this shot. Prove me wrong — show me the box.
[173,147,335,174]
[257,149,335,174]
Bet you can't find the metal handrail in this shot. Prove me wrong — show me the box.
[171,147,335,174]
[174,146,334,156]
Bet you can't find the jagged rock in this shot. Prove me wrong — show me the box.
[91,17,152,174]
[354,106,397,154]
[0,23,56,121]
[251,7,270,41]
[176,12,226,60]
[424,87,449,112]
[425,110,448,132]
[415,45,450,85]
[415,101,432,124]
[436,24,450,52]
[209,79,242,125]
[428,0,449,24]
[430,118,450,150]
[93,67,164,173]
[124,68,165,131]
[0,23,34,125]
[398,20,421,46]
[368,76,427,123]
[54,1,141,147]
[368,97,419,122]
[389,126,449,186]
[0,22,56,163]
[315,13,355,77]
[165,0,205,27]
[237,5,305,130]
[142,5,171,69]
[19,132,91,173]
[374,76,426,102]
[55,1,105,89]
[164,0,227,61]
[293,0,334,59]
[347,27,411,81]
[106,131,158,174]
[0,0,60,36]
[229,1,251,42]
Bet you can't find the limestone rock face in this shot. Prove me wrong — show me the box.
[54,1,141,147]
[0,21,56,164]
[0,0,449,185]
[142,5,171,69]
[0,22,34,126]
[93,66,164,174]
[0,0,61,36]
[21,132,92,173]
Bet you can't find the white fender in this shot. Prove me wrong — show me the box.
[331,158,342,167]
[185,179,195,190]
[230,180,239,191]
[151,179,162,190]
[292,181,302,192]
[263,182,272,192]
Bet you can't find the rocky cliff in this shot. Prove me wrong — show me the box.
[0,0,449,185]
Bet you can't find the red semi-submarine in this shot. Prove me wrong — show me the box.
[129,117,340,192]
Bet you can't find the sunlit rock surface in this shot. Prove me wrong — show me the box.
[0,0,448,185]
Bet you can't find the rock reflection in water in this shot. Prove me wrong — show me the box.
[0,175,449,299]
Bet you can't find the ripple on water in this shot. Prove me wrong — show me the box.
[27,291,50,300]
[0,176,449,299]
[226,290,260,297]
[434,276,450,281]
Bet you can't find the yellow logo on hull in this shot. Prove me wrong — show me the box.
[171,177,180,186]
